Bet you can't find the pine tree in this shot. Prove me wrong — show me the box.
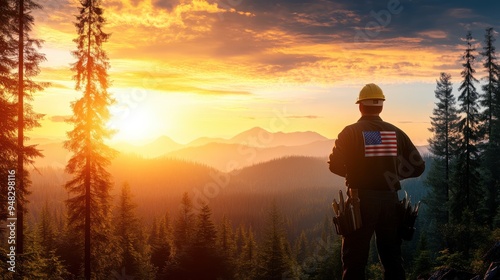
[116,184,138,239]
[149,215,172,276]
[237,226,258,280]
[257,201,293,280]
[11,0,47,259]
[0,0,17,232]
[37,201,56,253]
[173,192,195,251]
[162,211,173,239]
[294,231,308,265]
[234,223,246,256]
[165,203,229,279]
[307,216,342,279]
[425,72,459,245]
[64,0,117,278]
[161,196,189,279]
[480,27,500,228]
[115,183,139,275]
[56,217,83,276]
[217,215,234,254]
[480,27,499,139]
[19,225,69,279]
[452,31,483,222]
[114,183,156,279]
[190,203,227,278]
[148,218,158,248]
[193,203,217,250]
[217,215,237,277]
[410,234,433,279]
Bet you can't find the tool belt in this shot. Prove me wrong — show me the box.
[398,191,420,241]
[332,189,420,239]
[332,189,362,236]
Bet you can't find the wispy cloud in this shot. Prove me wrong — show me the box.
[49,115,72,122]
[287,115,321,119]
[447,8,475,19]
[163,85,252,95]
[33,0,500,89]
[27,0,500,143]
[418,30,448,39]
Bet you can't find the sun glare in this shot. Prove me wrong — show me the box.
[109,107,159,144]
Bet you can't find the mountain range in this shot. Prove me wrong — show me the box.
[27,131,429,242]
[31,126,428,170]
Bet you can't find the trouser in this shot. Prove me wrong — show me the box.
[342,189,405,280]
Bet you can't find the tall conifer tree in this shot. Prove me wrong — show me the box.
[257,201,293,279]
[426,72,459,227]
[190,203,229,278]
[64,0,116,279]
[480,27,500,228]
[237,226,257,279]
[0,0,17,229]
[11,0,46,259]
[453,31,482,222]
[37,201,56,253]
[114,183,156,279]
[115,183,139,275]
[164,202,229,279]
[217,215,236,265]
[173,192,195,251]
[480,27,499,139]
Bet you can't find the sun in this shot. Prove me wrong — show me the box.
[108,106,159,144]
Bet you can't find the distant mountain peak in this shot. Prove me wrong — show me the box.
[230,127,278,147]
[230,127,329,147]
[247,126,270,133]
[231,126,269,138]
[148,135,179,145]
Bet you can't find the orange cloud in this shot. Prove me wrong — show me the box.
[33,0,472,97]
[418,30,448,39]
[49,115,72,122]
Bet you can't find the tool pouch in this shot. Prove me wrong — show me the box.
[398,213,416,240]
[332,203,356,236]
[332,189,362,236]
[398,196,418,241]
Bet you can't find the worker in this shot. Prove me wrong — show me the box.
[328,83,425,280]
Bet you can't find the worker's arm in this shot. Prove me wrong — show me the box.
[398,132,425,179]
[329,137,347,177]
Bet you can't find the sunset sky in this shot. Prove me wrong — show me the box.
[29,0,500,146]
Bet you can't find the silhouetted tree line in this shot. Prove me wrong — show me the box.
[0,0,47,277]
[417,28,500,279]
[1,186,345,279]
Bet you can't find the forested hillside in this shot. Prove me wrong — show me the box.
[27,155,343,234]
[14,154,440,279]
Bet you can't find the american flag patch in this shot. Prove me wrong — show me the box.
[363,131,397,157]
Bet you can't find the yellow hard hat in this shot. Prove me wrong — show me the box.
[356,83,385,104]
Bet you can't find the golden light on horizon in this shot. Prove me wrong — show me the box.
[109,104,160,144]
[27,0,488,146]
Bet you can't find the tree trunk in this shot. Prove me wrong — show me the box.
[16,0,24,258]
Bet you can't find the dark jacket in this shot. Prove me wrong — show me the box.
[329,115,425,191]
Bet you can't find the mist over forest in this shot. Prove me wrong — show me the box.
[20,127,433,279]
